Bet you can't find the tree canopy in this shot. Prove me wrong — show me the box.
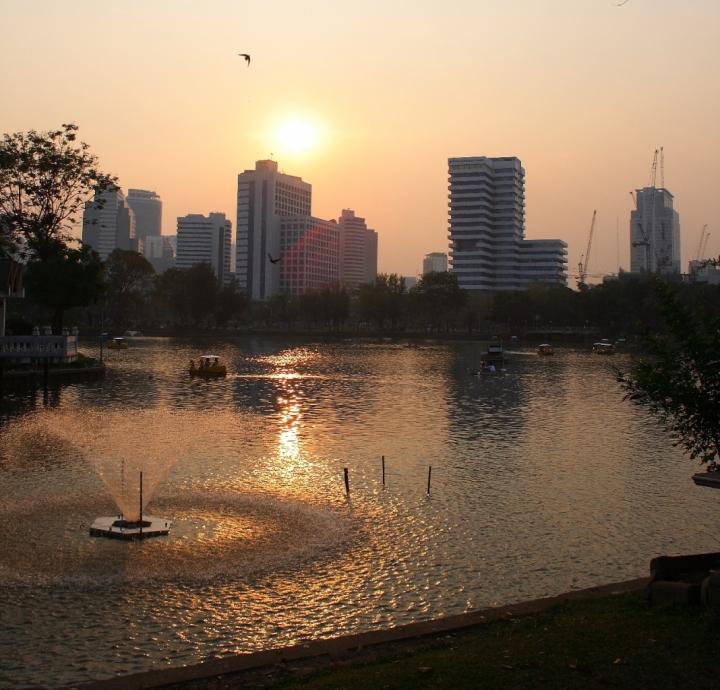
[24,244,106,334]
[105,248,155,329]
[0,123,116,260]
[618,278,720,470]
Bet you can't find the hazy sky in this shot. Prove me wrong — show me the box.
[2,0,718,280]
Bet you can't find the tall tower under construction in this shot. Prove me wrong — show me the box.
[630,152,681,275]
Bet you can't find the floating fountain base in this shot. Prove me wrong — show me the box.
[89,515,171,540]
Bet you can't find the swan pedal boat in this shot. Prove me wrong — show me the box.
[107,337,128,349]
[190,355,227,376]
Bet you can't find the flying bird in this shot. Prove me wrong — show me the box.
[239,53,251,66]
[612,0,629,5]
[268,253,283,264]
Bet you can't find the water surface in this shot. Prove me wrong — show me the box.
[0,338,715,688]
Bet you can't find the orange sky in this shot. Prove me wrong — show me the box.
[2,0,719,281]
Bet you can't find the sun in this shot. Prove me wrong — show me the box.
[277,121,315,153]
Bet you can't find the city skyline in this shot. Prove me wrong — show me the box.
[1,1,718,280]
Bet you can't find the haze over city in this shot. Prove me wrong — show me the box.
[1,0,718,277]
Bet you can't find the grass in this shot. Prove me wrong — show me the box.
[171,591,720,690]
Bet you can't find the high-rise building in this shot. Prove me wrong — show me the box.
[630,187,681,274]
[278,217,340,295]
[176,212,232,284]
[126,189,162,243]
[365,226,378,284]
[338,209,378,288]
[142,235,176,274]
[447,156,567,290]
[82,186,136,260]
[236,160,312,300]
[423,252,448,274]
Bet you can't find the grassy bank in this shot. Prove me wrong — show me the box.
[167,590,720,690]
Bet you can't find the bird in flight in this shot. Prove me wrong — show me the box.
[239,53,251,66]
[268,253,283,264]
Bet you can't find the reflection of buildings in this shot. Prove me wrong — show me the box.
[235,160,379,299]
[423,252,448,274]
[630,187,681,274]
[176,212,232,284]
[82,186,136,259]
[447,156,567,290]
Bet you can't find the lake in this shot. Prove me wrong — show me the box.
[0,337,715,688]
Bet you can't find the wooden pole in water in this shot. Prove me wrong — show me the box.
[43,358,49,390]
[139,471,143,536]
[382,455,385,486]
[427,465,432,495]
[343,467,350,495]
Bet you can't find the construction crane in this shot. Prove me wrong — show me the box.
[695,225,708,261]
[701,233,710,262]
[660,147,665,189]
[577,210,597,289]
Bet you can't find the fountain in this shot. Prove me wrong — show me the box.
[89,471,172,540]
[22,408,190,540]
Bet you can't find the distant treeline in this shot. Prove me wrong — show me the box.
[7,249,720,336]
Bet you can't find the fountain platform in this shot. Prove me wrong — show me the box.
[89,516,171,540]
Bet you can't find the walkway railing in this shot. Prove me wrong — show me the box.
[0,329,79,363]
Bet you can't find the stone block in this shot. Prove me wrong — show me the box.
[651,581,700,607]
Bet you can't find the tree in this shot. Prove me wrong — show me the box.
[357,274,406,331]
[412,271,467,331]
[105,249,155,329]
[185,262,219,327]
[0,123,116,261]
[24,244,106,333]
[214,280,247,329]
[154,267,190,326]
[618,278,720,470]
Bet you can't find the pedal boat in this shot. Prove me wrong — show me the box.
[107,337,128,349]
[190,355,227,377]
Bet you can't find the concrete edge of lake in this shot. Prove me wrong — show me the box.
[64,576,647,690]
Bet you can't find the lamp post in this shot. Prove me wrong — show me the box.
[99,301,105,363]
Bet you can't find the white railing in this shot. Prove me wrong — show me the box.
[0,334,78,363]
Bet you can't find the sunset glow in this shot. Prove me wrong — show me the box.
[277,121,315,153]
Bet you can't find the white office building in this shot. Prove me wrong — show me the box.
[338,209,378,288]
[126,189,162,244]
[176,213,232,284]
[447,156,567,291]
[236,160,312,300]
[630,187,681,274]
[82,186,136,260]
[423,252,448,274]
